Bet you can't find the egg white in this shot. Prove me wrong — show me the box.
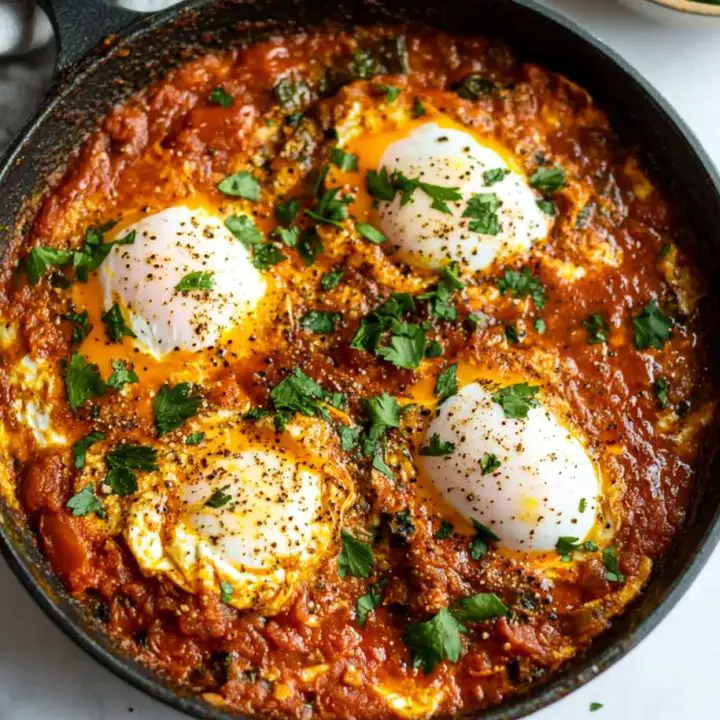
[375,123,549,271]
[420,382,600,552]
[100,206,266,359]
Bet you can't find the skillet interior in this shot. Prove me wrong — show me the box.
[2,1,720,718]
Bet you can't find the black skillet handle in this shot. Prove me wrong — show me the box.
[38,0,141,74]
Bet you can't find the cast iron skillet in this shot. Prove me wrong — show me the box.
[2,1,720,718]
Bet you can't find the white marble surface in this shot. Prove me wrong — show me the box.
[1,0,720,718]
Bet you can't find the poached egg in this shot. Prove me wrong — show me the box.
[419,381,600,552]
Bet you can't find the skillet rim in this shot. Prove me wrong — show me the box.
[1,1,720,719]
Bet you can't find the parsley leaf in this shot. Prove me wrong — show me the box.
[372,450,394,479]
[206,489,232,508]
[376,321,427,369]
[220,581,234,604]
[450,593,508,622]
[555,536,599,562]
[208,86,233,107]
[217,171,261,200]
[275,199,300,225]
[454,74,495,100]
[224,214,263,248]
[534,318,546,334]
[300,310,341,334]
[65,353,105,410]
[338,424,362,451]
[338,529,373,578]
[66,484,105,518]
[583,313,609,344]
[425,340,443,358]
[321,268,344,290]
[106,444,158,472]
[331,147,358,171]
[72,225,134,284]
[483,168,510,186]
[65,308,92,345]
[480,452,501,476]
[603,546,625,583]
[654,377,670,408]
[469,518,500,560]
[633,300,671,350]
[419,433,455,456]
[273,226,300,248]
[536,199,556,216]
[72,431,105,470]
[101,303,136,342]
[175,271,215,292]
[25,247,72,285]
[375,84,401,102]
[298,228,324,266]
[362,393,401,445]
[497,267,546,309]
[306,188,353,228]
[590,702,604,712]
[404,607,465,674]
[492,383,540,419]
[530,166,567,192]
[463,193,500,235]
[412,96,426,117]
[106,359,138,390]
[419,263,464,321]
[434,364,458,402]
[434,521,454,540]
[356,222,386,245]
[366,167,395,202]
[186,432,205,445]
[252,242,286,270]
[154,383,202,436]
[105,466,137,496]
[357,580,385,627]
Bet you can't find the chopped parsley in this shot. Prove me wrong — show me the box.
[361,393,401,454]
[224,214,263,247]
[412,96,426,117]
[404,608,465,673]
[272,77,311,110]
[65,353,105,410]
[603,546,625,583]
[252,242,287,271]
[104,444,158,498]
[217,171,261,200]
[469,518,500,560]
[479,452,501,476]
[320,268,344,290]
[275,199,300,225]
[435,521,454,540]
[154,383,202,436]
[534,318,546,334]
[268,368,339,430]
[590,702,604,712]
[65,308,92,345]
[355,222,386,245]
[338,529,374,578]
[366,168,462,214]
[492,383,540,420]
[208,86,233,107]
[579,498,588,513]
[375,84,401,102]
[376,321,427,369]
[106,359,138,390]
[24,247,73,285]
[220,581,234,604]
[555,536,598,562]
[536,199,556,216]
[298,229,324,266]
[185,432,205,445]
[425,340,443,358]
[454,74,495,100]
[175,271,215,292]
[434,364,458,402]
[337,424,362,451]
[529,166,567,192]
[372,450,394,479]
[206,489,232,508]
[66,484,105,518]
[497,267,546,308]
[633,300,672,350]
[300,310,341,334]
[273,226,300,248]
[419,433,456,456]
[331,147,358,171]
[654,377,670,408]
[72,431,105,470]
[418,263,464,321]
[583,313,609,344]
[463,193,500,235]
[306,178,353,228]
[356,580,385,627]
[483,168,510,186]
[101,303,136,342]
[450,593,508,622]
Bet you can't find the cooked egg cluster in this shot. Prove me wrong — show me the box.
[121,413,352,613]
[419,380,601,552]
